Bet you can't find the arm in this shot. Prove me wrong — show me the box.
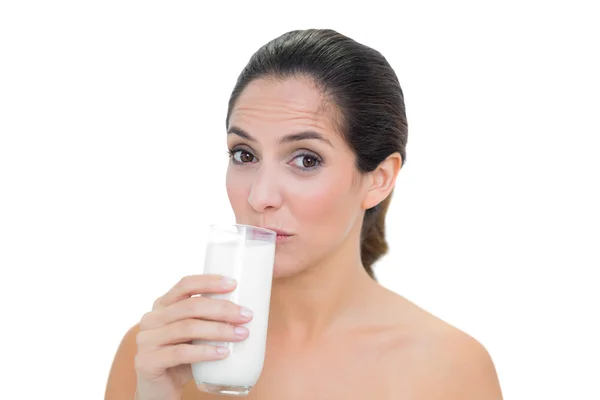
[104,324,140,400]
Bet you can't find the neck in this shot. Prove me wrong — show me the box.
[268,227,379,344]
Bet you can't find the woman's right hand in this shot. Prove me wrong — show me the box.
[133,274,254,400]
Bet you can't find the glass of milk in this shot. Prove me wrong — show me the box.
[192,224,276,396]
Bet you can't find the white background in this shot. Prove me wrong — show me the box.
[1,1,598,399]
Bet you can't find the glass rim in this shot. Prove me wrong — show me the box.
[208,223,277,236]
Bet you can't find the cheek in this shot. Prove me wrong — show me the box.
[287,169,359,229]
[226,168,250,214]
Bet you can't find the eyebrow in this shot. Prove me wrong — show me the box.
[227,126,333,147]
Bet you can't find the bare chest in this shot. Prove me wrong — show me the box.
[185,361,399,400]
[184,334,422,400]
[244,352,402,400]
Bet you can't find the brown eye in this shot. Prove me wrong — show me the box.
[232,150,256,163]
[292,153,321,170]
[302,156,316,168]
[240,151,254,163]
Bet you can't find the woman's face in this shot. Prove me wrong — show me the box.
[226,77,368,278]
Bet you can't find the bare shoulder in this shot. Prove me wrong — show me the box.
[377,290,503,399]
[104,323,141,400]
[408,325,503,399]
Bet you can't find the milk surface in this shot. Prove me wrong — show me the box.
[192,238,275,388]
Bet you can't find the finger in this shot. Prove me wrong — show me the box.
[135,343,230,375]
[153,274,237,310]
[141,296,253,330]
[137,319,249,348]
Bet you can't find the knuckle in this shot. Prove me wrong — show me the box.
[185,297,200,314]
[227,302,242,319]
[216,300,230,315]
[171,344,187,361]
[151,297,163,311]
[181,319,198,337]
[203,273,224,286]
[196,297,214,317]
[226,300,240,315]
[139,311,154,329]
[135,331,148,347]
[177,275,194,290]
[219,323,233,338]
[133,353,147,373]
[198,344,213,358]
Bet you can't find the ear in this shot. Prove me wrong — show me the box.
[361,153,402,210]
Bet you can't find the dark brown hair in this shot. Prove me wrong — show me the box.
[225,29,408,279]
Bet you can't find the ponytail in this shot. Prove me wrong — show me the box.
[360,191,393,280]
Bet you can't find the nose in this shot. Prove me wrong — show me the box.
[247,166,283,213]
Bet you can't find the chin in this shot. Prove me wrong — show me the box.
[271,260,302,280]
[271,250,310,280]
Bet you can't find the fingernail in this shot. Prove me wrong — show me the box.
[240,307,253,319]
[221,277,236,287]
[234,326,248,337]
[216,346,230,356]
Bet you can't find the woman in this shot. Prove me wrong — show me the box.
[105,29,503,399]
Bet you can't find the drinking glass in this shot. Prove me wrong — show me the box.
[192,224,276,396]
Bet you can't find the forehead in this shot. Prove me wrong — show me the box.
[228,77,340,137]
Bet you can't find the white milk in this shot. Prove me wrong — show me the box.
[192,238,275,390]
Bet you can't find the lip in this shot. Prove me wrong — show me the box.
[260,226,294,237]
[260,225,295,243]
